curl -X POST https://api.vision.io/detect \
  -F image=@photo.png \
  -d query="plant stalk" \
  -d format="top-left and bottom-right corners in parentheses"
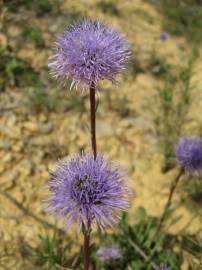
top-left (158, 167), bottom-right (184, 230)
top-left (83, 82), bottom-right (97, 270)
top-left (83, 233), bottom-right (90, 270)
top-left (90, 83), bottom-right (97, 159)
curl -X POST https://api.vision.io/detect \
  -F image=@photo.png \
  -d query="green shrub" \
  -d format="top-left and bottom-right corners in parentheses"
top-left (147, 0), bottom-right (202, 43)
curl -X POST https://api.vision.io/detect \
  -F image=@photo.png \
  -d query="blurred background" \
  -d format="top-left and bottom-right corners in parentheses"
top-left (0, 0), bottom-right (202, 269)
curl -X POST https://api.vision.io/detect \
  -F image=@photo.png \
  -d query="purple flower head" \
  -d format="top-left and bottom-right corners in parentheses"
top-left (160, 31), bottom-right (169, 41)
top-left (175, 137), bottom-right (202, 172)
top-left (46, 153), bottom-right (132, 231)
top-left (153, 264), bottom-right (171, 270)
top-left (97, 246), bottom-right (122, 261)
top-left (48, 19), bottom-right (131, 90)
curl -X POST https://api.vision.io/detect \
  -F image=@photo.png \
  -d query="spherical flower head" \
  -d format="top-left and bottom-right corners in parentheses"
top-left (175, 137), bottom-right (202, 172)
top-left (160, 31), bottom-right (169, 41)
top-left (48, 19), bottom-right (131, 90)
top-left (97, 246), bottom-right (122, 261)
top-left (153, 264), bottom-right (171, 270)
top-left (46, 153), bottom-right (132, 231)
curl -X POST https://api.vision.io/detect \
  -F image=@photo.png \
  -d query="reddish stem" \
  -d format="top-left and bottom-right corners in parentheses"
top-left (158, 167), bottom-right (184, 231)
top-left (83, 233), bottom-right (90, 270)
top-left (90, 83), bottom-right (97, 159)
top-left (82, 82), bottom-right (97, 270)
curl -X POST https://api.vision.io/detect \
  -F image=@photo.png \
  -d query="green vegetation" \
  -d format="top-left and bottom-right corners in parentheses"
top-left (22, 26), bottom-right (44, 47)
top-left (128, 56), bottom-right (144, 77)
top-left (27, 210), bottom-right (201, 269)
top-left (28, 87), bottom-right (61, 112)
top-left (154, 56), bottom-right (195, 172)
top-left (181, 177), bottom-right (202, 220)
top-left (183, 178), bottom-right (202, 205)
top-left (18, 231), bottom-right (71, 270)
top-left (98, 210), bottom-right (180, 270)
top-left (147, 0), bottom-right (202, 43)
top-left (4, 0), bottom-right (53, 14)
top-left (28, 86), bottom-right (86, 113)
top-left (24, 210), bottom-right (183, 269)
top-left (97, 0), bottom-right (120, 16)
top-left (105, 91), bottom-right (132, 118)
top-left (33, 232), bottom-right (70, 269)
top-left (181, 235), bottom-right (202, 269)
top-left (0, 48), bottom-right (38, 91)
top-left (150, 51), bottom-right (171, 78)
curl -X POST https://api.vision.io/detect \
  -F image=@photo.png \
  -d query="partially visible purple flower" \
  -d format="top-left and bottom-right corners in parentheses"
top-left (153, 264), bottom-right (171, 270)
top-left (46, 153), bottom-right (132, 231)
top-left (160, 31), bottom-right (169, 41)
top-left (97, 246), bottom-right (122, 261)
top-left (175, 137), bottom-right (202, 172)
top-left (48, 19), bottom-right (131, 90)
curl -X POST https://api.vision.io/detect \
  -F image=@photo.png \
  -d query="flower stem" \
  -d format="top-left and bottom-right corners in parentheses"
top-left (90, 83), bottom-right (97, 159)
top-left (128, 239), bottom-right (156, 268)
top-left (158, 167), bottom-right (184, 231)
top-left (83, 233), bottom-right (90, 270)
top-left (83, 82), bottom-right (97, 270)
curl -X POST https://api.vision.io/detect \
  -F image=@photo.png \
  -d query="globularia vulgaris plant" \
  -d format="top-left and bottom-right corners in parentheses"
top-left (46, 18), bottom-right (132, 270)
top-left (158, 136), bottom-right (202, 231)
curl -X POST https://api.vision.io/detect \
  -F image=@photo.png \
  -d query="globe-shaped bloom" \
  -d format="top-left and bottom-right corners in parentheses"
top-left (46, 153), bottom-right (132, 231)
top-left (160, 32), bottom-right (169, 41)
top-left (48, 19), bottom-right (131, 89)
top-left (175, 137), bottom-right (202, 172)
top-left (97, 246), bottom-right (122, 261)
top-left (153, 264), bottom-right (171, 270)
